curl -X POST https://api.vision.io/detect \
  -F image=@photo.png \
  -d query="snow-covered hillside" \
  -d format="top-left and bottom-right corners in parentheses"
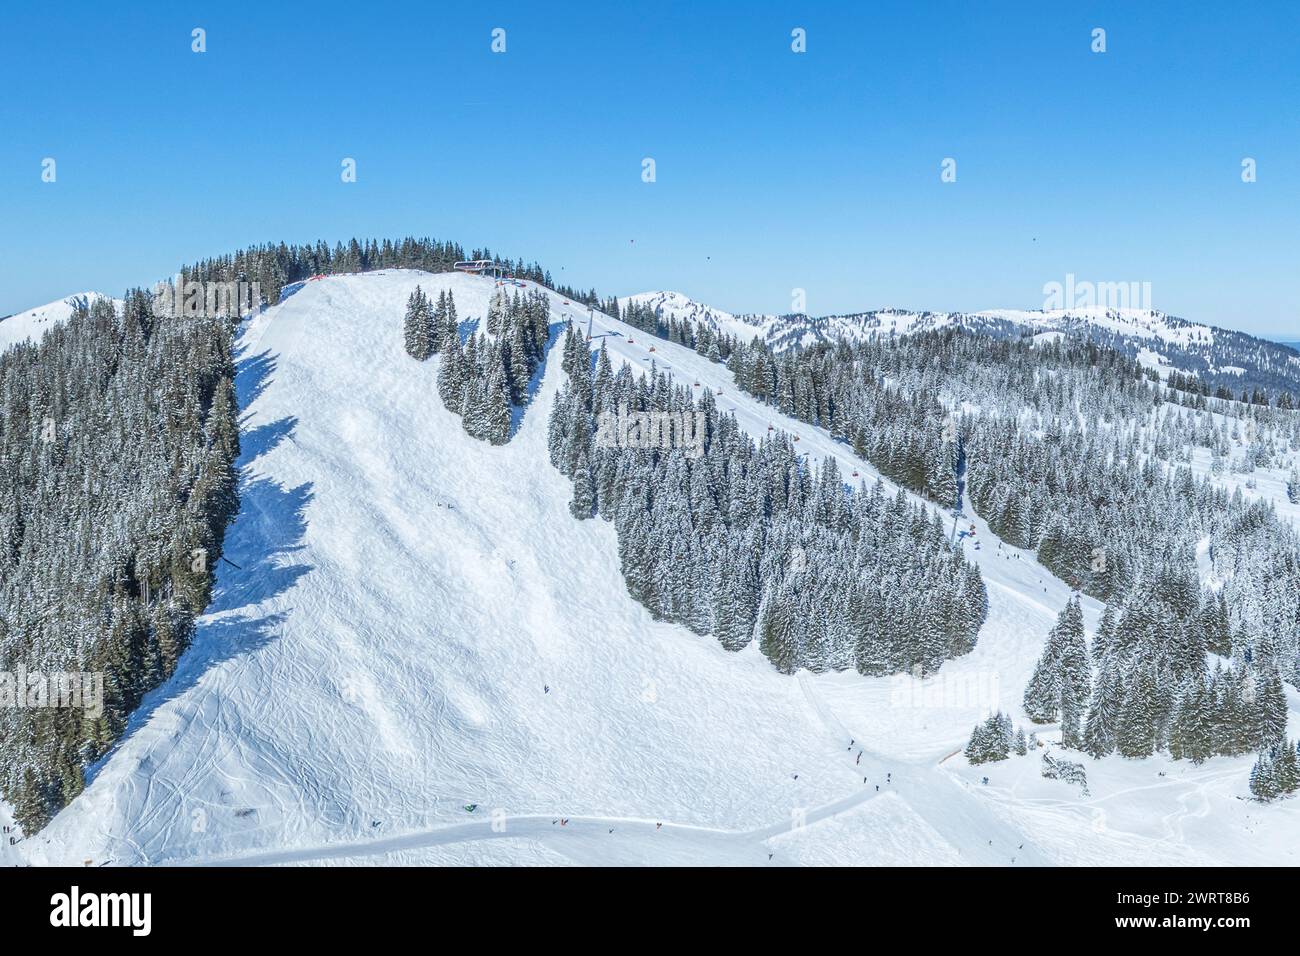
top-left (0, 292), bottom-right (117, 353)
top-left (8, 271), bottom-right (1299, 867)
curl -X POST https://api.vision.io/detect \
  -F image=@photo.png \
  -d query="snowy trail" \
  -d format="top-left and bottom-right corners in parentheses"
top-left (191, 814), bottom-right (754, 867)
top-left (792, 674), bottom-right (1048, 864)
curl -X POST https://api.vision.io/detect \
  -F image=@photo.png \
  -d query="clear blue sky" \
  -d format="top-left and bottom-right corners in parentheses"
top-left (1, 1), bottom-right (1297, 337)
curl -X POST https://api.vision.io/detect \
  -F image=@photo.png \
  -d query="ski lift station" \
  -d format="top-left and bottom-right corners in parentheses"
top-left (453, 259), bottom-right (510, 279)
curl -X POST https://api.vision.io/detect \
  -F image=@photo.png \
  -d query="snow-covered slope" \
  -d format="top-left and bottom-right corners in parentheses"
top-left (11, 270), bottom-right (1299, 867)
top-left (0, 292), bottom-right (118, 353)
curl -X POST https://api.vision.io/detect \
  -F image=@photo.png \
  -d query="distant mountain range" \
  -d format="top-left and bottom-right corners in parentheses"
top-left (620, 291), bottom-right (1300, 400)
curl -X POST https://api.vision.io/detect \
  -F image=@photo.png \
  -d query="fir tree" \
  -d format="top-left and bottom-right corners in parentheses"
top-left (570, 452), bottom-right (594, 519)
top-left (403, 286), bottom-right (433, 360)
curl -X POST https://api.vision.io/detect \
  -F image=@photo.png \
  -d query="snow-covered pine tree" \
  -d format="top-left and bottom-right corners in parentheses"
top-left (1023, 596), bottom-right (1090, 727)
top-left (1092, 604), bottom-right (1117, 659)
top-left (483, 356), bottom-right (512, 446)
top-left (443, 291), bottom-right (460, 352)
top-left (1116, 664), bottom-right (1158, 758)
top-left (460, 376), bottom-right (488, 440)
top-left (437, 333), bottom-right (464, 409)
top-left (1276, 741), bottom-right (1300, 796)
top-left (965, 712), bottom-right (1014, 764)
top-left (485, 290), bottom-right (505, 336)
top-left (1082, 648), bottom-right (1124, 758)
top-left (432, 289), bottom-right (448, 353)
top-left (403, 286), bottom-right (432, 360)
top-left (1250, 750), bottom-right (1279, 801)
top-left (1253, 666), bottom-right (1289, 748)
top-left (570, 452), bottom-right (594, 519)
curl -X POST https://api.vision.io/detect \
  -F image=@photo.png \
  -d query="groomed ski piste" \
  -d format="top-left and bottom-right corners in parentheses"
top-left (4, 270), bottom-right (1299, 867)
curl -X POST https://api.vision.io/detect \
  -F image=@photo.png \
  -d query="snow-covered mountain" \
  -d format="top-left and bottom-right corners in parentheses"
top-left (618, 290), bottom-right (783, 343)
top-left (0, 292), bottom-right (118, 353)
top-left (621, 291), bottom-right (1300, 397)
top-left (6, 269), bottom-right (1297, 867)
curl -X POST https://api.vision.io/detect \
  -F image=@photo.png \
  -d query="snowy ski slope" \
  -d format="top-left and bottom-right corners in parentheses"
top-left (7, 270), bottom-right (1299, 867)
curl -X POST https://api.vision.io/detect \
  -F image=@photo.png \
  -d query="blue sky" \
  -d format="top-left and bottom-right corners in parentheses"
top-left (1, 1), bottom-right (1297, 338)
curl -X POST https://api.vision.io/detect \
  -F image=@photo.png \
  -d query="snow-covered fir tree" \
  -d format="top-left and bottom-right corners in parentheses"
top-left (403, 285), bottom-right (434, 360)
top-left (965, 712), bottom-right (1015, 764)
top-left (1023, 597), bottom-right (1090, 737)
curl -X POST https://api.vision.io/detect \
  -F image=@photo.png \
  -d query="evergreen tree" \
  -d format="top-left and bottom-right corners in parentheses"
top-left (1082, 649), bottom-right (1124, 758)
top-left (1253, 667), bottom-right (1289, 748)
top-left (403, 286), bottom-right (433, 360)
top-left (1250, 750), bottom-right (1279, 801)
top-left (483, 358), bottom-right (512, 445)
top-left (965, 711), bottom-right (1014, 764)
top-left (570, 452), bottom-right (594, 519)
top-left (1023, 597), bottom-right (1090, 726)
top-left (1116, 665), bottom-right (1158, 758)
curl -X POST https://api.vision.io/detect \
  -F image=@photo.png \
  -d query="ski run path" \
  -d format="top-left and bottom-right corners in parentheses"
top-left (7, 270), bottom-right (1300, 867)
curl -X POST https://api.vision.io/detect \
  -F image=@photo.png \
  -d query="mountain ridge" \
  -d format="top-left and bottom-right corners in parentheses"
top-left (620, 290), bottom-right (1300, 399)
